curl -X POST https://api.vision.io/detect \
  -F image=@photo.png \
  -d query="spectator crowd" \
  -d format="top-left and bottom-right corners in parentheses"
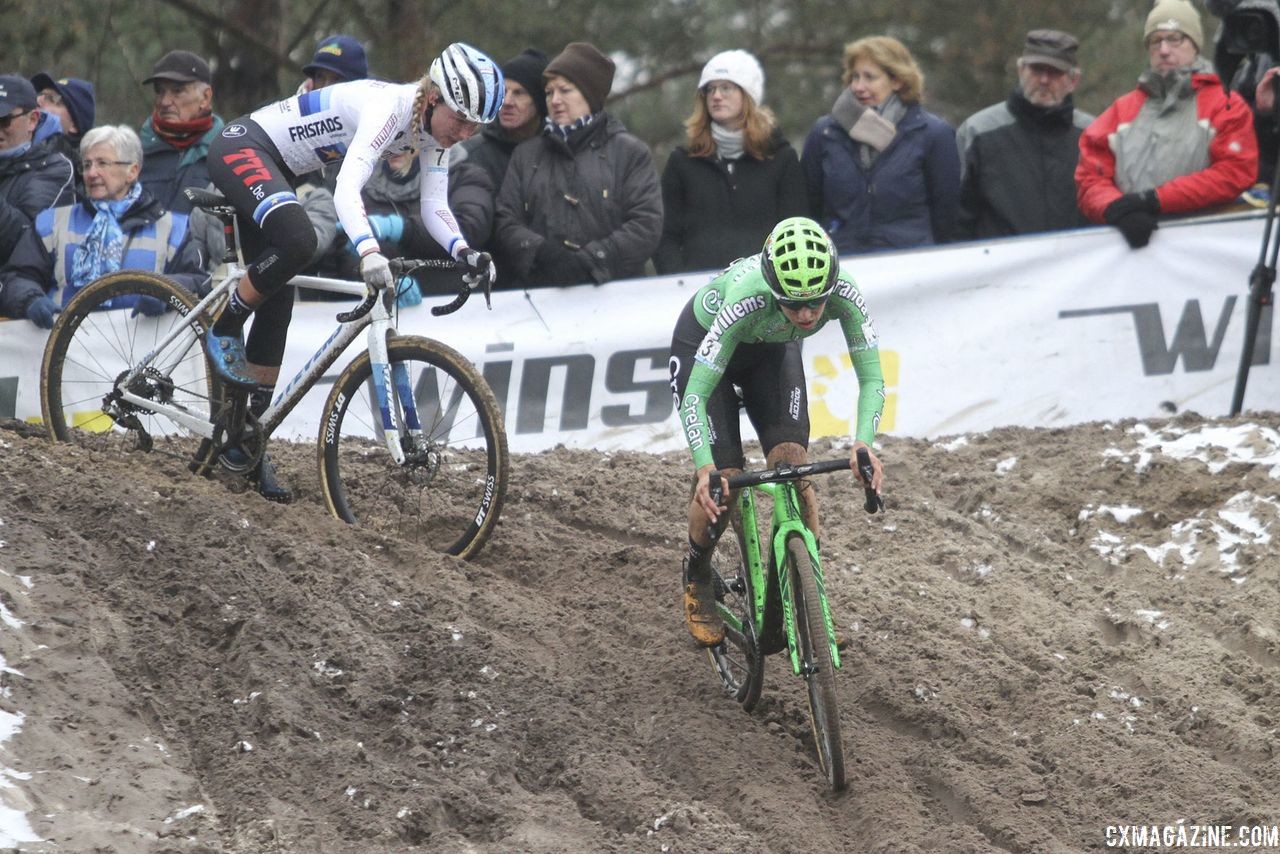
top-left (1, 0), bottom-right (1274, 329)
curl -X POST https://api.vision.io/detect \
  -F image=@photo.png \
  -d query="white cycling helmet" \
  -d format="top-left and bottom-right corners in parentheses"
top-left (428, 42), bottom-right (504, 124)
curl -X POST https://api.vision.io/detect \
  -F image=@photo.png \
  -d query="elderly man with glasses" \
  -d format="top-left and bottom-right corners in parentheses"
top-left (1076, 0), bottom-right (1258, 248)
top-left (956, 30), bottom-right (1094, 239)
top-left (0, 124), bottom-right (209, 329)
top-left (0, 75), bottom-right (75, 265)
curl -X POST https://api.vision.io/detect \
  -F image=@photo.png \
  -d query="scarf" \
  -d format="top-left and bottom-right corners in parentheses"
top-left (710, 122), bottom-right (744, 161)
top-left (149, 110), bottom-right (214, 151)
top-left (70, 182), bottom-right (142, 288)
top-left (0, 141), bottom-right (31, 159)
top-left (545, 112), bottom-right (596, 142)
top-left (1137, 57), bottom-right (1214, 112)
top-left (831, 89), bottom-right (905, 169)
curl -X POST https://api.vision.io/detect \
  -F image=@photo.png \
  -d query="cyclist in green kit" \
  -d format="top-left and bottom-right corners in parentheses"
top-left (668, 216), bottom-right (886, 646)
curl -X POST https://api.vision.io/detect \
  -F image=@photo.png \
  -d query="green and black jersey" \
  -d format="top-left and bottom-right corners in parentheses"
top-left (678, 254), bottom-right (885, 468)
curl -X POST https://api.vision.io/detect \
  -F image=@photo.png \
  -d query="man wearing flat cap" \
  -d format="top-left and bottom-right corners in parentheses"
top-left (956, 30), bottom-right (1093, 239)
top-left (0, 74), bottom-right (74, 264)
top-left (137, 49), bottom-right (224, 216)
top-left (1077, 0), bottom-right (1257, 248)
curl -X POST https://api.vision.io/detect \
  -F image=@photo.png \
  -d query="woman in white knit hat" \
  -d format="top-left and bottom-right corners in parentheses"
top-left (654, 49), bottom-right (807, 275)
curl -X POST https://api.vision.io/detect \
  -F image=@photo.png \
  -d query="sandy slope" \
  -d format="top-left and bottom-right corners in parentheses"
top-left (1, 413), bottom-right (1278, 853)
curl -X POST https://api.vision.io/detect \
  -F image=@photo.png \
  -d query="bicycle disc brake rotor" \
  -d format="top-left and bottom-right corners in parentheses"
top-left (400, 435), bottom-right (443, 482)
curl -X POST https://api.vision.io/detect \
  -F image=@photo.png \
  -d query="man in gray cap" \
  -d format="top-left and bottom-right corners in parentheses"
top-left (0, 74), bottom-right (74, 264)
top-left (137, 49), bottom-right (224, 215)
top-left (955, 30), bottom-right (1093, 239)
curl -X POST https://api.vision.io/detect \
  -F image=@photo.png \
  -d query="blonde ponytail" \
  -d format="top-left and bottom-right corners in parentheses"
top-left (400, 75), bottom-right (434, 176)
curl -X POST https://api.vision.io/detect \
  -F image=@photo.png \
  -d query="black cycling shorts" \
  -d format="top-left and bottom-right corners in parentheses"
top-left (668, 296), bottom-right (809, 470)
top-left (208, 118), bottom-right (320, 369)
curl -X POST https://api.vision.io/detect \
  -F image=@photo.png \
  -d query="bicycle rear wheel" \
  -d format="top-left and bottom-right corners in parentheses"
top-left (319, 335), bottom-right (508, 559)
top-left (40, 271), bottom-right (220, 470)
top-left (707, 511), bottom-right (764, 711)
top-left (787, 533), bottom-right (846, 791)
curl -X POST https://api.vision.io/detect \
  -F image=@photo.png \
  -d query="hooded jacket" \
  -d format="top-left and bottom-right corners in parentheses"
top-left (655, 128), bottom-right (808, 275)
top-left (801, 103), bottom-right (961, 255)
top-left (495, 113), bottom-right (662, 287)
top-left (0, 134), bottom-right (76, 263)
top-left (0, 188), bottom-right (208, 318)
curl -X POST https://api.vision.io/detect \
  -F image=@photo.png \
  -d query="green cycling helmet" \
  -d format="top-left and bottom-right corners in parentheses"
top-left (761, 216), bottom-right (839, 302)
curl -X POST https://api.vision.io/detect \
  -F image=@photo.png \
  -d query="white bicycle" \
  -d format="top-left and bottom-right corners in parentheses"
top-left (39, 188), bottom-right (508, 558)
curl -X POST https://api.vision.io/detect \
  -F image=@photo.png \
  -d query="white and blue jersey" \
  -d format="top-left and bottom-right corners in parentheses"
top-left (246, 79), bottom-right (462, 259)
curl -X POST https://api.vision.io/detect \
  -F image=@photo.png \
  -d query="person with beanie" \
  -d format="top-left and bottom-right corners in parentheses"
top-left (800, 35), bottom-right (961, 255)
top-left (137, 49), bottom-right (225, 216)
top-left (29, 73), bottom-right (96, 196)
top-left (495, 41), bottom-right (663, 287)
top-left (955, 30), bottom-right (1093, 239)
top-left (449, 47), bottom-right (550, 284)
top-left (1076, 0), bottom-right (1257, 248)
top-left (654, 49), bottom-right (807, 275)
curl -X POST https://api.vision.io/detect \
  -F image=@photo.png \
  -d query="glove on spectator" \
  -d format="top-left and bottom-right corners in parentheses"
top-left (396, 276), bottom-right (423, 307)
top-left (131, 295), bottom-right (169, 318)
top-left (368, 214), bottom-right (405, 244)
top-left (534, 240), bottom-right (590, 285)
top-left (1104, 191), bottom-right (1161, 249)
top-left (25, 295), bottom-right (58, 329)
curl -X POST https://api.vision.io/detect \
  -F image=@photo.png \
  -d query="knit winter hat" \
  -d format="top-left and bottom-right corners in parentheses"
top-left (1145, 0), bottom-right (1204, 49)
top-left (502, 48), bottom-right (550, 118)
top-left (544, 42), bottom-right (615, 114)
top-left (30, 73), bottom-right (95, 136)
top-left (698, 49), bottom-right (765, 105)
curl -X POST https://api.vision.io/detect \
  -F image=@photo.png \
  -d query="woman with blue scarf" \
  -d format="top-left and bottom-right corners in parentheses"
top-left (0, 124), bottom-right (210, 328)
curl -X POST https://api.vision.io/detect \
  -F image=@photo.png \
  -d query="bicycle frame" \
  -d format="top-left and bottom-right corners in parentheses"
top-left (112, 259), bottom-right (423, 466)
top-left (729, 481), bottom-right (842, 675)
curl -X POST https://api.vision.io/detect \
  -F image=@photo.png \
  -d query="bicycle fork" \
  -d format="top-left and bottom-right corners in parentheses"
top-left (773, 522), bottom-right (844, 676)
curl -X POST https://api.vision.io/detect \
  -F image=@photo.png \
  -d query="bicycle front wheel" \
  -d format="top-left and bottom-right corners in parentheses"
top-left (41, 271), bottom-right (220, 469)
top-left (319, 335), bottom-right (508, 559)
top-left (787, 533), bottom-right (846, 791)
top-left (707, 512), bottom-right (764, 711)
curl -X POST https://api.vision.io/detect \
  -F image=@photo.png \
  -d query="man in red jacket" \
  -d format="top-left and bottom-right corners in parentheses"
top-left (1076, 0), bottom-right (1258, 248)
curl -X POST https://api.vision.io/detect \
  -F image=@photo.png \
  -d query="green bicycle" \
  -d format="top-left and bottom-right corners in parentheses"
top-left (705, 448), bottom-right (883, 791)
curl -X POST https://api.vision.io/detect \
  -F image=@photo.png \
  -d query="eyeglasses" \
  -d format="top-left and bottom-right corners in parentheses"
top-left (776, 293), bottom-right (831, 311)
top-left (81, 159), bottom-right (133, 172)
top-left (38, 88), bottom-right (64, 107)
top-left (702, 83), bottom-right (740, 97)
top-left (0, 110), bottom-right (32, 130)
top-left (1146, 32), bottom-right (1189, 50)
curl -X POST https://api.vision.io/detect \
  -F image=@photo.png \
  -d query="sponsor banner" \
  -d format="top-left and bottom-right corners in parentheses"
top-left (2, 214), bottom-right (1274, 451)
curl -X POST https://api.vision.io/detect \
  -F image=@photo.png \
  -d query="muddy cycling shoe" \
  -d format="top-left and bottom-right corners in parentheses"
top-left (682, 573), bottom-right (726, 647)
top-left (223, 448), bottom-right (293, 503)
top-left (205, 330), bottom-right (257, 388)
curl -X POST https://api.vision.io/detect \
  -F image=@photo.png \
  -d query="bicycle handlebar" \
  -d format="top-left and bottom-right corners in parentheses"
top-left (706, 456), bottom-right (883, 544)
top-left (335, 258), bottom-right (466, 324)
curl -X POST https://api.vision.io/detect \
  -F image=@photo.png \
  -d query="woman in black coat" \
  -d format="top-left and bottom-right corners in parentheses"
top-left (654, 50), bottom-right (808, 276)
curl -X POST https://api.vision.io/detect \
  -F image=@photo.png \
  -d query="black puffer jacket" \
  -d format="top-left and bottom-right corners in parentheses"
top-left (654, 129), bottom-right (808, 275)
top-left (0, 135), bottom-right (75, 263)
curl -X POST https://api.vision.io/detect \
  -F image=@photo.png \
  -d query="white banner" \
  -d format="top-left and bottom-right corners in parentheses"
top-left (2, 213), bottom-right (1274, 450)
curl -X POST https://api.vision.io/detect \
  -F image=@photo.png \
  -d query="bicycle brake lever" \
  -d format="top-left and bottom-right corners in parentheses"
top-left (855, 448), bottom-right (884, 514)
top-left (707, 471), bottom-right (723, 543)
